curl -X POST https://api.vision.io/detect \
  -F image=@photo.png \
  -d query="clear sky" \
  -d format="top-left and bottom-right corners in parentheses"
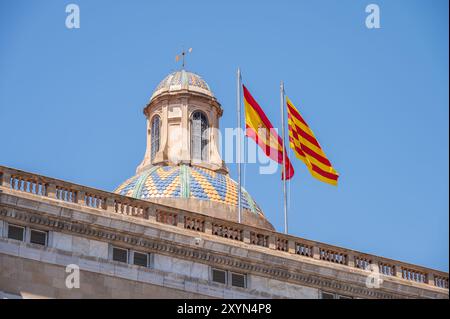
top-left (0, 0), bottom-right (448, 271)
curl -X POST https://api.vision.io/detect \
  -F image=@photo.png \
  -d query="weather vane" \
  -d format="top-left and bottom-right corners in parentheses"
top-left (175, 47), bottom-right (192, 69)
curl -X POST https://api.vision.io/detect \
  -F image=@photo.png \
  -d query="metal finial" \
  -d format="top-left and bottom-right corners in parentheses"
top-left (175, 47), bottom-right (193, 69)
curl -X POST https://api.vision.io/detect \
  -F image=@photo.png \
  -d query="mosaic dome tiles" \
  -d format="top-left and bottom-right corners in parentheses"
top-left (150, 70), bottom-right (214, 100)
top-left (114, 165), bottom-right (262, 215)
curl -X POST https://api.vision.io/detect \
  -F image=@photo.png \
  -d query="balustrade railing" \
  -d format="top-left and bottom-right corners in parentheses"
top-left (56, 186), bottom-right (77, 203)
top-left (355, 257), bottom-right (372, 270)
top-left (0, 165), bottom-right (448, 290)
top-left (295, 242), bottom-right (313, 257)
top-left (378, 262), bottom-right (395, 276)
top-left (276, 237), bottom-right (288, 252)
top-left (434, 276), bottom-right (449, 289)
top-left (212, 223), bottom-right (242, 241)
top-left (402, 268), bottom-right (427, 283)
top-left (10, 175), bottom-right (47, 196)
top-left (320, 249), bottom-right (347, 264)
top-left (184, 216), bottom-right (205, 232)
top-left (84, 192), bottom-right (106, 209)
top-left (115, 199), bottom-right (146, 218)
top-left (156, 210), bottom-right (177, 226)
top-left (250, 232), bottom-right (269, 247)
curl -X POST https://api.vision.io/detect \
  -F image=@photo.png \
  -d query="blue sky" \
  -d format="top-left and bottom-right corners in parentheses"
top-left (0, 0), bottom-right (448, 271)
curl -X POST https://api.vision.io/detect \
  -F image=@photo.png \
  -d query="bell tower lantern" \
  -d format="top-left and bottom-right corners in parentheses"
top-left (136, 70), bottom-right (227, 175)
top-left (116, 68), bottom-right (274, 231)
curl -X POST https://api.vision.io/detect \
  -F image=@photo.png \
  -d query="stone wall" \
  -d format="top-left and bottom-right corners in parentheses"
top-left (0, 237), bottom-right (319, 298)
top-left (0, 253), bottom-right (208, 299)
top-left (0, 165), bottom-right (448, 299)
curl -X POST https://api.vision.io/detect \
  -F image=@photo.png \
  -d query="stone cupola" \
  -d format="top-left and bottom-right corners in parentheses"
top-left (115, 69), bottom-right (274, 231)
top-left (136, 70), bottom-right (227, 175)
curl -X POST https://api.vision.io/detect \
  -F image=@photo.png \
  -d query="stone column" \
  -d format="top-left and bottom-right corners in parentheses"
top-left (179, 97), bottom-right (190, 163)
top-left (77, 190), bottom-right (85, 206)
top-left (105, 197), bottom-right (115, 213)
top-left (46, 183), bottom-right (57, 199)
top-left (288, 240), bottom-right (296, 254)
top-left (177, 213), bottom-right (185, 228)
top-left (1, 172), bottom-right (11, 188)
top-left (204, 221), bottom-right (212, 235)
top-left (394, 265), bottom-right (403, 279)
top-left (268, 235), bottom-right (276, 250)
top-left (208, 108), bottom-right (219, 167)
top-left (143, 118), bottom-right (151, 163)
top-left (346, 254), bottom-right (355, 267)
top-left (427, 273), bottom-right (435, 286)
top-left (243, 229), bottom-right (251, 244)
top-left (147, 205), bottom-right (157, 222)
top-left (160, 100), bottom-right (169, 162)
top-left (312, 246), bottom-right (321, 260)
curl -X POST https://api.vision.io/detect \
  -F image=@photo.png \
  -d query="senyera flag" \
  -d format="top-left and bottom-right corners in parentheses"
top-left (286, 97), bottom-right (339, 186)
top-left (243, 85), bottom-right (294, 180)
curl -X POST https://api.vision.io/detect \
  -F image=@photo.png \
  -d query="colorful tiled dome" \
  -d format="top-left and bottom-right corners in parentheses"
top-left (150, 70), bottom-right (214, 100)
top-left (114, 165), bottom-right (263, 215)
top-left (150, 70), bottom-right (214, 101)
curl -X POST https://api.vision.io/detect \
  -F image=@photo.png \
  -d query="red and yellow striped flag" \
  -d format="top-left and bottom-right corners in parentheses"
top-left (243, 85), bottom-right (294, 180)
top-left (286, 97), bottom-right (339, 185)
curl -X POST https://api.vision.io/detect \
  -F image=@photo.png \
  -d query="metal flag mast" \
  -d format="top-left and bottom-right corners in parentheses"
top-left (280, 81), bottom-right (288, 234)
top-left (237, 68), bottom-right (242, 224)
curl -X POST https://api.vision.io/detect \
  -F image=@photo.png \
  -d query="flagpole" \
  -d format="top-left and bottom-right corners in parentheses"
top-left (280, 81), bottom-right (288, 234)
top-left (237, 68), bottom-right (242, 224)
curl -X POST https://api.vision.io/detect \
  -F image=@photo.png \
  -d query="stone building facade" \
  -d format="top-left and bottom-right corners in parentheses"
top-left (0, 70), bottom-right (448, 299)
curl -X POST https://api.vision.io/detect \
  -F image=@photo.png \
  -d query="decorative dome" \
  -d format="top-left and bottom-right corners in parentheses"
top-left (131, 68), bottom-right (271, 229)
top-left (115, 165), bottom-right (263, 216)
top-left (150, 70), bottom-right (214, 101)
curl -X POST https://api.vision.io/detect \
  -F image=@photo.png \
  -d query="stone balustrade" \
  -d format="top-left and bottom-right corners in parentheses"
top-left (250, 231), bottom-right (269, 247)
top-left (319, 248), bottom-right (347, 264)
top-left (0, 165), bottom-right (448, 291)
top-left (55, 185), bottom-right (77, 203)
top-left (114, 198), bottom-right (147, 218)
top-left (379, 262), bottom-right (395, 276)
top-left (184, 216), bottom-right (205, 232)
top-left (295, 242), bottom-right (313, 257)
top-left (212, 223), bottom-right (243, 241)
top-left (156, 210), bottom-right (178, 226)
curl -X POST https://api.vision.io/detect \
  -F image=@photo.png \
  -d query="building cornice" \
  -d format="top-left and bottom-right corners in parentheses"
top-left (0, 165), bottom-right (448, 299)
top-left (0, 192), bottom-right (447, 299)
top-left (145, 91), bottom-right (223, 117)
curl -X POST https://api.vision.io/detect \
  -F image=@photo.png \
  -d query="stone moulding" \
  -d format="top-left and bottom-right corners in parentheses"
top-left (0, 164), bottom-right (448, 298)
top-left (0, 199), bottom-right (446, 299)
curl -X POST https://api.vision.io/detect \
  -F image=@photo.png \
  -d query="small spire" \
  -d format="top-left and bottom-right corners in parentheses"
top-left (175, 47), bottom-right (193, 69)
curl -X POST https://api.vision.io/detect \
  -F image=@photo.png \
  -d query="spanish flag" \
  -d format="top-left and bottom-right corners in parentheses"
top-left (286, 97), bottom-right (339, 185)
top-left (243, 85), bottom-right (294, 180)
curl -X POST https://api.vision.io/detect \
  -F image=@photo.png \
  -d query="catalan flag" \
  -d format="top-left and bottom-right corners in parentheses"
top-left (286, 97), bottom-right (339, 185)
top-left (243, 85), bottom-right (294, 180)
